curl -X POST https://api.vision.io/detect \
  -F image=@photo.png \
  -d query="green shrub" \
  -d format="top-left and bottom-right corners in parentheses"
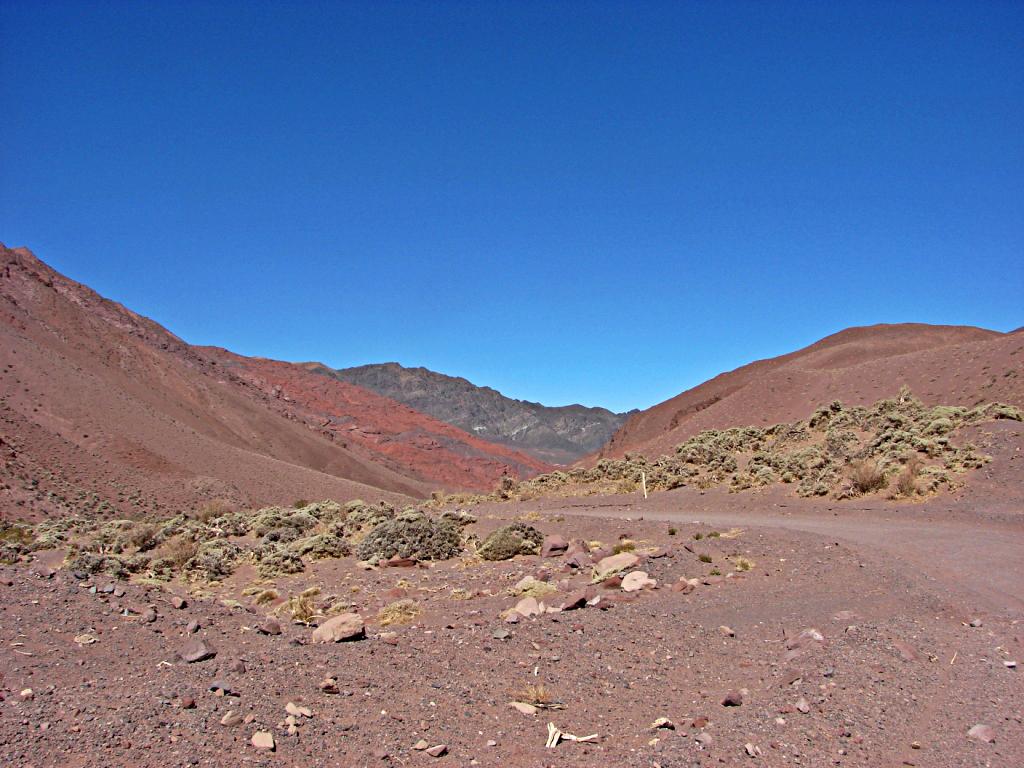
top-left (355, 513), bottom-right (462, 562)
top-left (477, 522), bottom-right (543, 561)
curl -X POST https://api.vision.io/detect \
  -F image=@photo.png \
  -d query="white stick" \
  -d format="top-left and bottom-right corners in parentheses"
top-left (641, 471), bottom-right (648, 499)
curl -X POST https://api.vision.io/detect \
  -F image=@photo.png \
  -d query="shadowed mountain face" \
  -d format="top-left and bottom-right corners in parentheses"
top-left (0, 245), bottom-right (551, 520)
top-left (311, 362), bottom-right (630, 465)
top-left (602, 323), bottom-right (1024, 460)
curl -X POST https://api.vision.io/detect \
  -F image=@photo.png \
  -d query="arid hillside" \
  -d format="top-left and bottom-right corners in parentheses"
top-left (0, 246), bottom-right (550, 520)
top-left (602, 324), bottom-right (1023, 459)
top-left (319, 361), bottom-right (629, 464)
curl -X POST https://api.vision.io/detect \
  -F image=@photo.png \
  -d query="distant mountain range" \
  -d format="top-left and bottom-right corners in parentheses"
top-left (309, 362), bottom-right (631, 465)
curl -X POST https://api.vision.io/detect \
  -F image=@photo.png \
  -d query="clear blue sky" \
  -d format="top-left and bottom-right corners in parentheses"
top-left (2, 1), bottom-right (1022, 413)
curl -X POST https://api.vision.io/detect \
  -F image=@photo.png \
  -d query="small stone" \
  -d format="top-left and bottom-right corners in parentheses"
top-left (1003, 660), bottom-right (1017, 669)
top-left (492, 628), bottom-right (511, 640)
top-left (719, 625), bottom-right (735, 637)
top-left (170, 596), bottom-right (187, 609)
top-left (721, 690), bottom-right (743, 707)
top-left (178, 639), bottom-right (216, 663)
top-left (175, 696), bottom-right (196, 709)
top-left (744, 742), bottom-right (762, 757)
top-left (486, 739), bottom-right (497, 747)
top-left (650, 717), bottom-right (675, 730)
top-left (967, 724), bottom-right (995, 743)
top-left (425, 744), bottom-right (448, 757)
top-left (256, 618), bottom-right (282, 636)
top-left (512, 596), bottom-right (542, 618)
top-left (968, 618), bottom-right (983, 628)
top-left (286, 701), bottom-right (312, 718)
top-left (186, 620), bottom-right (200, 634)
top-left (251, 730), bottom-right (275, 751)
top-left (795, 697), bottom-right (810, 714)
top-left (510, 701), bottom-right (538, 715)
top-left (139, 608), bottom-right (157, 624)
top-left (19, 689), bottom-right (34, 701)
top-left (559, 589), bottom-right (589, 611)
top-left (413, 739), bottom-right (430, 750)
top-left (695, 732), bottom-right (714, 748)
top-left (220, 711), bottom-right (242, 727)
top-left (319, 677), bottom-right (339, 694)
top-left (227, 658), bottom-right (246, 674)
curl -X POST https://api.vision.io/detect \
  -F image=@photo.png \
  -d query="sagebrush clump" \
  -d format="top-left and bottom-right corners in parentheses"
top-left (355, 512), bottom-right (462, 562)
top-left (477, 522), bottom-right (543, 561)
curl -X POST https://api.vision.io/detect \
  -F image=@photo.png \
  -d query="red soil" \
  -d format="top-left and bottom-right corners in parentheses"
top-left (603, 323), bottom-right (1024, 459)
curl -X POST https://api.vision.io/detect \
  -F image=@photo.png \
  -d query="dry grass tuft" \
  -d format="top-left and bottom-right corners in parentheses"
top-left (850, 459), bottom-right (888, 494)
top-left (378, 598), bottom-right (422, 627)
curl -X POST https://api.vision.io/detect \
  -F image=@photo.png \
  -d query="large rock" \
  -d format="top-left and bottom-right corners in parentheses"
top-left (178, 639), bottom-right (216, 663)
top-left (311, 613), bottom-right (365, 643)
top-left (621, 571), bottom-right (656, 592)
top-left (541, 535), bottom-right (569, 557)
top-left (594, 551), bottom-right (639, 579)
top-left (511, 596), bottom-right (543, 618)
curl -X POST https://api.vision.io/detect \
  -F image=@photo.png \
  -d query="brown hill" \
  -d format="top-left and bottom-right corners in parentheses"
top-left (602, 323), bottom-right (1024, 459)
top-left (0, 245), bottom-right (550, 520)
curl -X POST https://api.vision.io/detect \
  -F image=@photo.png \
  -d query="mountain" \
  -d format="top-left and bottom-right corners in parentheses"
top-left (312, 362), bottom-right (630, 464)
top-left (602, 323), bottom-right (1024, 459)
top-left (0, 245), bottom-right (550, 520)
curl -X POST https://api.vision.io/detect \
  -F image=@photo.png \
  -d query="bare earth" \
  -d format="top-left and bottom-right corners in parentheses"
top-left (1, 428), bottom-right (1021, 768)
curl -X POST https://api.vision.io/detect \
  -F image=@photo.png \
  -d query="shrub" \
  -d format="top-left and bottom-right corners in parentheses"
top-left (477, 522), bottom-right (543, 561)
top-left (255, 545), bottom-right (305, 578)
top-left (668, 527), bottom-right (677, 536)
top-left (185, 540), bottom-right (242, 581)
top-left (850, 459), bottom-right (888, 494)
top-left (289, 533), bottom-right (350, 560)
top-left (699, 553), bottom-right (713, 564)
top-left (355, 513), bottom-right (462, 562)
top-left (154, 535), bottom-right (198, 569)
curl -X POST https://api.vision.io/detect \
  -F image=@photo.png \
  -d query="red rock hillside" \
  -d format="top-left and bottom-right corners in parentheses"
top-left (0, 245), bottom-right (550, 520)
top-left (602, 323), bottom-right (1024, 459)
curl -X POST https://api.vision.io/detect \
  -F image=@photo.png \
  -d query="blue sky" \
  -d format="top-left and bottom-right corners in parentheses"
top-left (2, 1), bottom-right (1022, 413)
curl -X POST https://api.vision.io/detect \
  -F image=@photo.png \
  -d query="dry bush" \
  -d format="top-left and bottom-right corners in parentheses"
top-left (894, 454), bottom-right (924, 497)
top-left (611, 539), bottom-right (636, 554)
top-left (850, 459), bottom-right (888, 494)
top-left (514, 683), bottom-right (554, 707)
top-left (276, 587), bottom-right (321, 624)
top-left (194, 498), bottom-right (233, 522)
top-left (377, 598), bottom-right (422, 627)
top-left (732, 556), bottom-right (755, 572)
top-left (155, 535), bottom-right (198, 568)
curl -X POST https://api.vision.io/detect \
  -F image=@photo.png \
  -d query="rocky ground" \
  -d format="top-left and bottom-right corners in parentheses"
top-left (1, 486), bottom-right (1021, 767)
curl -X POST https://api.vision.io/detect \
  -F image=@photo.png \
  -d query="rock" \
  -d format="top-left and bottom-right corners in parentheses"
top-left (719, 625), bottom-right (735, 637)
top-left (967, 724), bottom-right (995, 743)
top-left (893, 640), bottom-right (919, 662)
top-left (492, 628), bottom-right (511, 640)
top-left (702, 575), bottom-right (725, 585)
top-left (721, 690), bottom-right (743, 707)
top-left (413, 739), bottom-right (430, 750)
top-left (650, 717), bottom-right (675, 730)
top-left (744, 742), bottom-right (762, 757)
top-left (795, 697), bottom-right (810, 714)
top-left (319, 677), bottom-right (339, 694)
top-left (178, 639), bottom-right (216, 663)
top-left (311, 613), bottom-right (365, 643)
top-left (170, 596), bottom-right (187, 609)
top-left (19, 688), bottom-right (34, 700)
top-left (208, 680), bottom-right (233, 695)
top-left (286, 701), bottom-right (312, 718)
top-left (385, 555), bottom-right (417, 567)
top-left (227, 658), bottom-right (246, 674)
top-left (186, 620), bottom-right (200, 634)
top-left (564, 552), bottom-right (591, 570)
top-left (671, 579), bottom-right (694, 594)
top-left (139, 608), bottom-right (157, 624)
top-left (251, 730), bottom-right (275, 751)
top-left (256, 618), bottom-right (282, 636)
top-left (695, 732), bottom-right (714, 748)
top-left (510, 701), bottom-right (538, 715)
top-left (220, 711), bottom-right (242, 726)
top-left (1004, 660), bottom-right (1017, 669)
top-left (541, 535), bottom-right (569, 557)
top-left (969, 618), bottom-right (983, 628)
top-left (594, 551), bottom-right (639, 579)
top-left (621, 571), bottom-right (656, 592)
top-left (425, 744), bottom-right (448, 757)
top-left (600, 574), bottom-right (623, 589)
top-left (559, 589), bottom-right (589, 611)
top-left (512, 596), bottom-right (542, 618)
